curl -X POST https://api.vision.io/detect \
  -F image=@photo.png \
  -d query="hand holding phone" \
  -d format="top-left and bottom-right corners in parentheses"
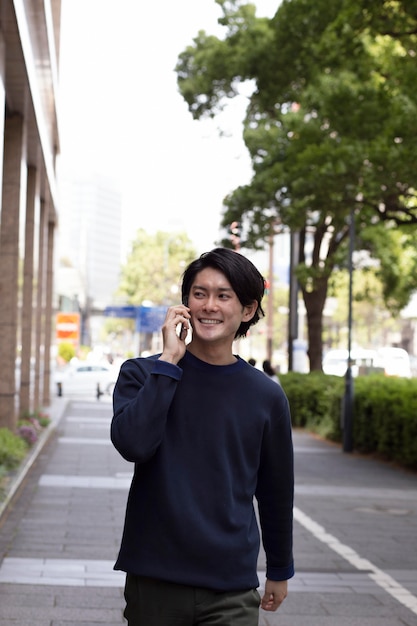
top-left (159, 303), bottom-right (190, 364)
top-left (178, 323), bottom-right (188, 339)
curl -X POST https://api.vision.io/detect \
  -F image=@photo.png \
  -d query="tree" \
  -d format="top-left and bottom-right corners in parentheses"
top-left (326, 258), bottom-right (408, 351)
top-left (176, 0), bottom-right (417, 369)
top-left (117, 230), bottom-right (197, 306)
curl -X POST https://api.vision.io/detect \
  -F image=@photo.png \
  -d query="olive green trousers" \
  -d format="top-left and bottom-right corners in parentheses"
top-left (123, 574), bottom-right (261, 626)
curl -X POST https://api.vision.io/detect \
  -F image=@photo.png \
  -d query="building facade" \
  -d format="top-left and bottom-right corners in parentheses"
top-left (56, 169), bottom-right (123, 346)
top-left (0, 0), bottom-right (61, 428)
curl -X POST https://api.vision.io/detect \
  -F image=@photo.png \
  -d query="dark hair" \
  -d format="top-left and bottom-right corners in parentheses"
top-left (262, 359), bottom-right (275, 376)
top-left (181, 247), bottom-right (265, 338)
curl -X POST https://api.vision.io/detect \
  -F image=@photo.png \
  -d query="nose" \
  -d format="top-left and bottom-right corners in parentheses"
top-left (203, 294), bottom-right (218, 311)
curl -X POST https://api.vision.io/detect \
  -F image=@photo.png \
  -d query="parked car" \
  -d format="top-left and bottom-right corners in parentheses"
top-left (322, 349), bottom-right (351, 377)
top-left (55, 362), bottom-right (118, 397)
top-left (322, 347), bottom-right (411, 378)
top-left (322, 348), bottom-right (378, 377)
top-left (373, 347), bottom-right (411, 379)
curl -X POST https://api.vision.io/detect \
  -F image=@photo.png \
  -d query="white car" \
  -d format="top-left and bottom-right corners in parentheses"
top-left (322, 349), bottom-right (350, 377)
top-left (55, 363), bottom-right (118, 397)
top-left (323, 347), bottom-right (411, 378)
top-left (374, 347), bottom-right (411, 378)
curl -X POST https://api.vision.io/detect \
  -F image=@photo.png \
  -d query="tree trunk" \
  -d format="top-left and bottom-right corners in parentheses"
top-left (302, 279), bottom-right (328, 371)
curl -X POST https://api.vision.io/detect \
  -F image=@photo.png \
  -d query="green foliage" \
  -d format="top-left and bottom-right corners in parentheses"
top-left (176, 33), bottom-right (238, 119)
top-left (58, 342), bottom-right (76, 363)
top-left (0, 428), bottom-right (28, 471)
top-left (281, 372), bottom-right (343, 440)
top-left (117, 230), bottom-right (197, 306)
top-left (176, 0), bottom-right (417, 370)
top-left (359, 225), bottom-right (417, 315)
top-left (353, 376), bottom-right (417, 468)
top-left (326, 265), bottom-right (399, 349)
top-left (17, 409), bottom-right (50, 446)
top-left (271, 284), bottom-right (289, 349)
top-left (0, 410), bottom-right (51, 498)
top-left (176, 2), bottom-right (274, 119)
top-left (280, 372), bottom-right (417, 470)
top-left (19, 408), bottom-right (51, 429)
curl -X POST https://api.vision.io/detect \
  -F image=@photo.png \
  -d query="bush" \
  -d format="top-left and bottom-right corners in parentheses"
top-left (280, 372), bottom-right (343, 440)
top-left (0, 409), bottom-right (51, 499)
top-left (0, 428), bottom-right (28, 471)
top-left (17, 409), bottom-right (51, 447)
top-left (280, 372), bottom-right (417, 470)
top-left (353, 376), bottom-right (417, 467)
top-left (20, 409), bottom-right (51, 429)
top-left (17, 424), bottom-right (39, 446)
top-left (58, 341), bottom-right (76, 363)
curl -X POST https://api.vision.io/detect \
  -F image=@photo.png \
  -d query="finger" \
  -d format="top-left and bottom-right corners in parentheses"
top-left (170, 304), bottom-right (190, 315)
top-left (164, 310), bottom-right (187, 327)
top-left (261, 593), bottom-right (282, 612)
top-left (167, 308), bottom-right (190, 325)
top-left (261, 593), bottom-right (273, 609)
top-left (178, 324), bottom-right (188, 340)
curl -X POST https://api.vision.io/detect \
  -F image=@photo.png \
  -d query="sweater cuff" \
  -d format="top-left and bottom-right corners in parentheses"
top-left (266, 562), bottom-right (295, 581)
top-left (151, 359), bottom-right (183, 381)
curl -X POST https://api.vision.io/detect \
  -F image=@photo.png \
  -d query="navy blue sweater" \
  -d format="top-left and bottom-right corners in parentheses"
top-left (111, 351), bottom-right (294, 591)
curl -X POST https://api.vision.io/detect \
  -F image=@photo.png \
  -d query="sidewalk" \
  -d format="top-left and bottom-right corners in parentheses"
top-left (0, 397), bottom-right (416, 625)
top-left (0, 396), bottom-right (128, 625)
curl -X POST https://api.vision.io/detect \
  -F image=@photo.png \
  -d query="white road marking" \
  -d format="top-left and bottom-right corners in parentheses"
top-left (294, 506), bottom-right (417, 615)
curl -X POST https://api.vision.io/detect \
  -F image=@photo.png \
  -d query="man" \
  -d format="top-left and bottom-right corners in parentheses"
top-left (111, 248), bottom-right (294, 625)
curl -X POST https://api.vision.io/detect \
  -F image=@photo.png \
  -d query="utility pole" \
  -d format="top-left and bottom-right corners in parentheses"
top-left (343, 208), bottom-right (355, 453)
top-left (288, 230), bottom-right (299, 371)
top-left (266, 230), bottom-right (274, 362)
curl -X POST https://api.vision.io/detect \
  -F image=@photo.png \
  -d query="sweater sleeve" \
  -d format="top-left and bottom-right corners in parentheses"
top-left (255, 392), bottom-right (295, 581)
top-left (111, 357), bottom-right (182, 463)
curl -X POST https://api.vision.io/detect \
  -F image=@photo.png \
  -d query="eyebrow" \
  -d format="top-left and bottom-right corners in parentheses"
top-left (191, 285), bottom-right (234, 293)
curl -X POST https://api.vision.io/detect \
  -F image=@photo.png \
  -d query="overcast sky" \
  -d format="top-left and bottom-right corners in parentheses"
top-left (59, 0), bottom-right (279, 256)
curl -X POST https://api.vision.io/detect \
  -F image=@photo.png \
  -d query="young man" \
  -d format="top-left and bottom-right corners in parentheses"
top-left (111, 248), bottom-right (294, 626)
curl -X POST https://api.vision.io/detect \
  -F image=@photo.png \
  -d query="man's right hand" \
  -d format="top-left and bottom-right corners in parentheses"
top-left (159, 304), bottom-right (190, 365)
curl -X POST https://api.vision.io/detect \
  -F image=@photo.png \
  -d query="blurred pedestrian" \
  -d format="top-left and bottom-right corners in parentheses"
top-left (263, 359), bottom-right (280, 384)
top-left (248, 357), bottom-right (256, 366)
top-left (111, 247), bottom-right (294, 625)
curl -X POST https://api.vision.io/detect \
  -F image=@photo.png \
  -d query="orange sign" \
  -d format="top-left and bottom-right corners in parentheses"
top-left (56, 312), bottom-right (80, 344)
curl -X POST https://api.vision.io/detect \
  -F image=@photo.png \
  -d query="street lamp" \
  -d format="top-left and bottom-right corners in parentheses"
top-left (343, 207), bottom-right (355, 453)
top-left (288, 230), bottom-right (299, 371)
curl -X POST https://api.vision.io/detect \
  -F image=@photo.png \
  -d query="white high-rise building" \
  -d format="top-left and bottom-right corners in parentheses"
top-left (56, 168), bottom-right (122, 343)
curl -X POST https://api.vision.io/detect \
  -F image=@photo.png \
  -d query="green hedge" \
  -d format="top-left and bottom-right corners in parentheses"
top-left (280, 372), bottom-right (417, 470)
top-left (0, 428), bottom-right (28, 470)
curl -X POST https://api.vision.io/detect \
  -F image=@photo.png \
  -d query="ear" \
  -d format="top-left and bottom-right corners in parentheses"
top-left (242, 300), bottom-right (258, 322)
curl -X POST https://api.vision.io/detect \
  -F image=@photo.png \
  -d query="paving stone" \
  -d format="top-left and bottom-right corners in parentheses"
top-left (1, 400), bottom-right (417, 625)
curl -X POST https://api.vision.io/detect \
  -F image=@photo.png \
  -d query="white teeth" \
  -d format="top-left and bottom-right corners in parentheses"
top-left (200, 319), bottom-right (221, 324)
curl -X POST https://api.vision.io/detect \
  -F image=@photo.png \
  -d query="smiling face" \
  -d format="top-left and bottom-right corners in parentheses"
top-left (188, 267), bottom-right (257, 349)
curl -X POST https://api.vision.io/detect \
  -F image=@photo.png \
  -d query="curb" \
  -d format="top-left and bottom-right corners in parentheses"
top-left (0, 397), bottom-right (68, 520)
